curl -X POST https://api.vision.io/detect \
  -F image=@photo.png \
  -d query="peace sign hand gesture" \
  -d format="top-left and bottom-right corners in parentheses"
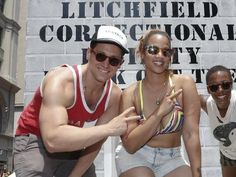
top-left (107, 107), bottom-right (141, 136)
top-left (157, 86), bottom-right (182, 118)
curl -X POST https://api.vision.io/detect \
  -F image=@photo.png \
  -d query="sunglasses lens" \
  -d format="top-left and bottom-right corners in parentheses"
top-left (95, 53), bottom-right (107, 62)
top-left (95, 52), bottom-right (121, 67)
top-left (163, 49), bottom-right (173, 57)
top-left (146, 45), bottom-right (173, 57)
top-left (208, 82), bottom-right (232, 92)
top-left (147, 46), bottom-right (158, 55)
top-left (222, 82), bottom-right (232, 90)
top-left (109, 58), bottom-right (121, 66)
top-left (209, 85), bottom-right (218, 92)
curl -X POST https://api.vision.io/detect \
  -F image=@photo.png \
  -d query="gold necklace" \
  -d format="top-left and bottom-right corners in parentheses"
top-left (155, 81), bottom-right (168, 106)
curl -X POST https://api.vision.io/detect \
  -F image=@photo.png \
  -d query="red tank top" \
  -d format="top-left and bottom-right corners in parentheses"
top-left (16, 65), bottom-right (112, 136)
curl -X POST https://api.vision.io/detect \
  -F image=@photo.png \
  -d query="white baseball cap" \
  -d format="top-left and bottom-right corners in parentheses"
top-left (90, 26), bottom-right (129, 54)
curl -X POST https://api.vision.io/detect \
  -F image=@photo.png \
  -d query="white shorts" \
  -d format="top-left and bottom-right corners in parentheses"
top-left (115, 144), bottom-right (188, 177)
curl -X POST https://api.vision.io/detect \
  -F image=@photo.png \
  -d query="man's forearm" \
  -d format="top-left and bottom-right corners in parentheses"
top-left (68, 141), bottom-right (104, 177)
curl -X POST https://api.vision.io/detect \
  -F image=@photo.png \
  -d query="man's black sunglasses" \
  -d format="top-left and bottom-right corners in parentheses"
top-left (208, 81), bottom-right (232, 93)
top-left (145, 45), bottom-right (174, 57)
top-left (91, 49), bottom-right (123, 67)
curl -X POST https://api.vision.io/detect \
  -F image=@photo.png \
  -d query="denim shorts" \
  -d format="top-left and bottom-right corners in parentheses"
top-left (115, 144), bottom-right (187, 177)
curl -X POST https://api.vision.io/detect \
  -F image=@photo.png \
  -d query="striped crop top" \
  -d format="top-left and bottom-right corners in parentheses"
top-left (139, 77), bottom-right (184, 135)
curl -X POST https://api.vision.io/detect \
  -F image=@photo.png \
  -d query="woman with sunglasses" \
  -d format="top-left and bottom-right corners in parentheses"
top-left (115, 29), bottom-right (201, 177)
top-left (200, 65), bottom-right (236, 177)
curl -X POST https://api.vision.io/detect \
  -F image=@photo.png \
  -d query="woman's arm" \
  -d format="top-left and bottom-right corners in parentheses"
top-left (181, 75), bottom-right (202, 177)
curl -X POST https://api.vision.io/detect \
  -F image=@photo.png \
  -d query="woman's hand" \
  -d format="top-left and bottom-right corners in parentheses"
top-left (157, 86), bottom-right (182, 118)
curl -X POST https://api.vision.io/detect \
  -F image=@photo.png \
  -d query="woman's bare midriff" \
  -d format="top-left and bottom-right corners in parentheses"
top-left (146, 131), bottom-right (182, 148)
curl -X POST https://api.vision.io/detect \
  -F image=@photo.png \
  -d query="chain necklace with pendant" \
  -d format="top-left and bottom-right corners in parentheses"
top-left (155, 81), bottom-right (168, 106)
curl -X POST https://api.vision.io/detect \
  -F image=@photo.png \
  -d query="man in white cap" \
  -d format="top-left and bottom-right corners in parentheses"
top-left (14, 26), bottom-right (140, 177)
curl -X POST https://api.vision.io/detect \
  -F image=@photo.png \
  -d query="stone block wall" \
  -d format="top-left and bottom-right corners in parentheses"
top-left (24, 0), bottom-right (236, 176)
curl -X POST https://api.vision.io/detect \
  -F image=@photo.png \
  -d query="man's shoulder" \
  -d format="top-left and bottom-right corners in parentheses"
top-left (42, 71), bottom-right (75, 107)
top-left (45, 66), bottom-right (74, 82)
top-left (42, 66), bottom-right (75, 97)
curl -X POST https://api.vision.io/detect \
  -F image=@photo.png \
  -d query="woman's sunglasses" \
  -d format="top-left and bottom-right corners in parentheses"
top-left (145, 45), bottom-right (174, 57)
top-left (208, 81), bottom-right (232, 93)
top-left (91, 49), bottom-right (123, 67)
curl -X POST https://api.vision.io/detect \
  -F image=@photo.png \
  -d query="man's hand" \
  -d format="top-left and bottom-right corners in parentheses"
top-left (107, 107), bottom-right (140, 136)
